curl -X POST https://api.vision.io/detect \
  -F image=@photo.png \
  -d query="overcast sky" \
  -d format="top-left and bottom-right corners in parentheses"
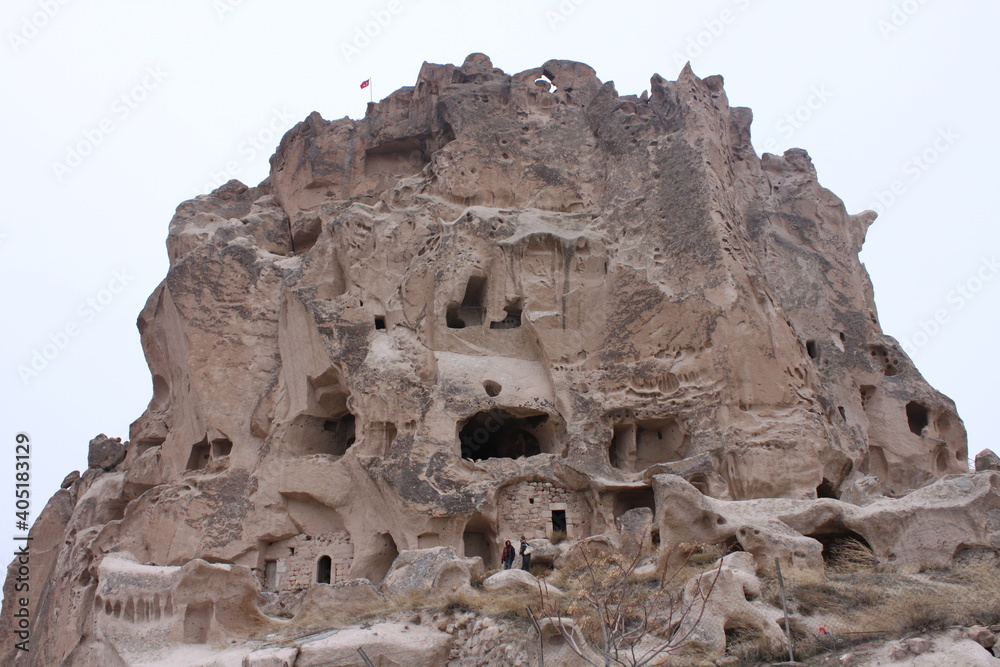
top-left (2, 0), bottom-right (997, 552)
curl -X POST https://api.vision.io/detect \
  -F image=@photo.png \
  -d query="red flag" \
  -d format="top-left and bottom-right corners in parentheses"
top-left (360, 79), bottom-right (371, 89)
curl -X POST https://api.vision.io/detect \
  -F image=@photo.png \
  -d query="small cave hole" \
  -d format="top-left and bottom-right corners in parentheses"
top-left (483, 380), bottom-right (502, 397)
top-left (447, 276), bottom-right (487, 328)
top-left (374, 316), bottom-right (386, 330)
top-left (489, 301), bottom-right (522, 329)
top-left (860, 385), bottom-right (876, 410)
top-left (806, 340), bottom-right (819, 360)
top-left (905, 401), bottom-right (929, 436)
top-left (185, 438), bottom-right (211, 471)
top-left (816, 479), bottom-right (837, 499)
top-left (323, 414), bottom-right (357, 454)
top-left (211, 438), bottom-right (232, 458)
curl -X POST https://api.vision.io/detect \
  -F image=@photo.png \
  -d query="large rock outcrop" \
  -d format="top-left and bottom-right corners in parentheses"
top-left (0, 54), bottom-right (979, 665)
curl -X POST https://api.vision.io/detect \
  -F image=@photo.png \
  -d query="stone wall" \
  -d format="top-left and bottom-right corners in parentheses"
top-left (263, 531), bottom-right (354, 592)
top-left (497, 481), bottom-right (590, 541)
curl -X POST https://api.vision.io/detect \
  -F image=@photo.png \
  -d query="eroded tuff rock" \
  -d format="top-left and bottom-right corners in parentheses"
top-left (1, 54), bottom-right (982, 665)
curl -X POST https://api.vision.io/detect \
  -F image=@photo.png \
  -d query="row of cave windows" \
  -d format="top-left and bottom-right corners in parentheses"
top-left (183, 398), bottom-right (936, 473)
top-left (182, 402), bottom-right (938, 477)
top-left (804, 338), bottom-right (901, 378)
top-left (369, 276), bottom-right (523, 332)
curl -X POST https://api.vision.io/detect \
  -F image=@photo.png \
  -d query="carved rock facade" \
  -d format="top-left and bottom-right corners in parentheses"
top-left (0, 54), bottom-right (976, 665)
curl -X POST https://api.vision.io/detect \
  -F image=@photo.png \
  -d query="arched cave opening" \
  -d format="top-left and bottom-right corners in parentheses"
top-left (367, 533), bottom-right (400, 584)
top-left (806, 530), bottom-right (875, 567)
top-left (316, 555), bottom-right (332, 584)
top-left (463, 515), bottom-right (497, 568)
top-left (459, 408), bottom-right (555, 461)
top-left (906, 401), bottom-right (929, 436)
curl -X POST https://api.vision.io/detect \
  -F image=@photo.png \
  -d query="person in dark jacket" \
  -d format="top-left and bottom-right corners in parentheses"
top-left (519, 536), bottom-right (533, 571)
top-left (501, 540), bottom-right (516, 569)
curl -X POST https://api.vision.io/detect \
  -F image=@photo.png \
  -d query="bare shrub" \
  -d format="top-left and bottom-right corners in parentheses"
top-left (539, 542), bottom-right (723, 666)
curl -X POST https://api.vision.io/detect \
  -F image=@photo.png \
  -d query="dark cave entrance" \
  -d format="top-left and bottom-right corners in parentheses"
top-left (316, 555), bottom-right (332, 584)
top-left (459, 408), bottom-right (554, 461)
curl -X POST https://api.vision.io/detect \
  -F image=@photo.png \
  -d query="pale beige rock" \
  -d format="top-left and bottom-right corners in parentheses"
top-left (381, 547), bottom-right (484, 600)
top-left (0, 54), bottom-right (981, 665)
top-left (294, 578), bottom-right (386, 620)
top-left (294, 622), bottom-right (452, 667)
top-left (654, 472), bottom-right (1000, 573)
top-left (670, 552), bottom-right (787, 660)
top-left (616, 506), bottom-right (654, 555)
top-left (482, 568), bottom-right (563, 598)
top-left (243, 647), bottom-right (299, 667)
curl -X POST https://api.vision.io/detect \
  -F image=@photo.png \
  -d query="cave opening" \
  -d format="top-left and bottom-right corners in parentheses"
top-left (459, 408), bottom-right (554, 461)
top-left (316, 555), bottom-right (332, 584)
top-left (612, 487), bottom-right (656, 519)
top-left (905, 401), bottom-right (929, 436)
top-left (447, 275), bottom-right (488, 328)
top-left (806, 530), bottom-right (875, 567)
top-left (490, 301), bottom-right (523, 329)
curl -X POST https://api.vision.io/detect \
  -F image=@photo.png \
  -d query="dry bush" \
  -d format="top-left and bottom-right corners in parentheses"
top-left (724, 628), bottom-right (790, 665)
top-left (760, 537), bottom-right (1000, 658)
top-left (827, 537), bottom-right (881, 572)
top-left (540, 543), bottom-right (725, 666)
top-left (849, 562), bottom-right (1000, 635)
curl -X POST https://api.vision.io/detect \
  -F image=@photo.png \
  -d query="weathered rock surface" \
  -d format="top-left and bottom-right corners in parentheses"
top-left (0, 53), bottom-right (983, 665)
top-left (482, 568), bottom-right (563, 598)
top-left (655, 471), bottom-right (1000, 573)
top-left (294, 578), bottom-right (386, 620)
top-left (381, 547), bottom-right (484, 600)
top-left (672, 552), bottom-right (787, 660)
top-left (88, 434), bottom-right (127, 470)
top-left (294, 622), bottom-right (452, 667)
top-left (977, 448), bottom-right (1000, 472)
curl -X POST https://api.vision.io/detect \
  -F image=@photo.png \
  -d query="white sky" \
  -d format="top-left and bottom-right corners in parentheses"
top-left (2, 0), bottom-right (997, 553)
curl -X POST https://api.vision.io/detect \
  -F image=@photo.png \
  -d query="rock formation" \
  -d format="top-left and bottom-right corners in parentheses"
top-left (2, 54), bottom-right (991, 666)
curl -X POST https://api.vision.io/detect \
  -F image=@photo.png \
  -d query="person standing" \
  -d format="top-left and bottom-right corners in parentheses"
top-left (501, 540), bottom-right (515, 570)
top-left (519, 536), bottom-right (533, 571)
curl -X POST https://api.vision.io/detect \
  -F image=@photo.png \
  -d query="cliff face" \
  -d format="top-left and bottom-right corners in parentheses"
top-left (1, 54), bottom-right (969, 665)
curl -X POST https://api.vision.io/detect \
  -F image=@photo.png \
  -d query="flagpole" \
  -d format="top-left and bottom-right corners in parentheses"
top-left (370, 77), bottom-right (373, 103)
